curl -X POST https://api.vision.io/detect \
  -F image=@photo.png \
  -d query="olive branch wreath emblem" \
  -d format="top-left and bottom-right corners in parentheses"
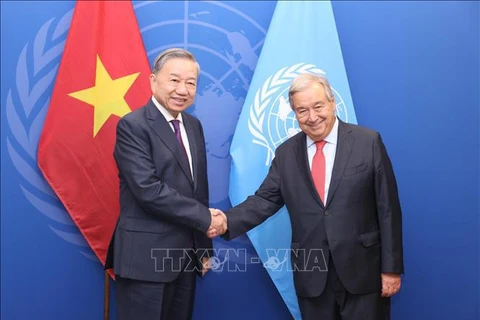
top-left (247, 63), bottom-right (326, 165)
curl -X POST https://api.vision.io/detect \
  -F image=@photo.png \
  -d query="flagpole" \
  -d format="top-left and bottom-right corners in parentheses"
top-left (104, 271), bottom-right (110, 320)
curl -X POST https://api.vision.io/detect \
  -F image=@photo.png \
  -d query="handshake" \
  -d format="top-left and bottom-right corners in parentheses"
top-left (206, 208), bottom-right (227, 239)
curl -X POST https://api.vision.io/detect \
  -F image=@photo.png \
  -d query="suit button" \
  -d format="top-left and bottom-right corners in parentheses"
top-left (323, 240), bottom-right (328, 245)
top-left (324, 210), bottom-right (329, 216)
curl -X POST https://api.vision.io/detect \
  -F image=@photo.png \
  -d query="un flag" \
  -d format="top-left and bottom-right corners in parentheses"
top-left (229, 1), bottom-right (358, 319)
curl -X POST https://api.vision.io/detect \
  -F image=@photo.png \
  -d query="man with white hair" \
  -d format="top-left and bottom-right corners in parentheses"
top-left (221, 73), bottom-right (404, 319)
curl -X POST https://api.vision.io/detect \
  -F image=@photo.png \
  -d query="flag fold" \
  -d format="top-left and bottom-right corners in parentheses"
top-left (38, 1), bottom-right (151, 266)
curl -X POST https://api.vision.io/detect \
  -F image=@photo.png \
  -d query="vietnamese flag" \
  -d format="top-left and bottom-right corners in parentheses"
top-left (37, 1), bottom-right (151, 266)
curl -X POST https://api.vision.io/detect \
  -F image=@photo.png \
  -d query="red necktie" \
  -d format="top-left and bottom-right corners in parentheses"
top-left (312, 140), bottom-right (327, 203)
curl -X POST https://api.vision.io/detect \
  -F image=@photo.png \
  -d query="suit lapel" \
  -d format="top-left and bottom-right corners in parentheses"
top-left (295, 133), bottom-right (324, 207)
top-left (182, 114), bottom-right (198, 192)
top-left (326, 120), bottom-right (353, 207)
top-left (146, 102), bottom-right (194, 186)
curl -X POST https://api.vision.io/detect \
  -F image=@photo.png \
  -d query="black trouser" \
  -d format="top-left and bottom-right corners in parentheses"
top-left (115, 250), bottom-right (197, 320)
top-left (298, 254), bottom-right (390, 320)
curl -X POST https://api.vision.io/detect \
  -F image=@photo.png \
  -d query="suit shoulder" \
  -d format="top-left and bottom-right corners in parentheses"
top-left (183, 111), bottom-right (199, 122)
top-left (275, 131), bottom-right (304, 154)
top-left (120, 105), bottom-right (147, 123)
top-left (183, 112), bottom-right (206, 134)
top-left (115, 104), bottom-right (150, 135)
top-left (344, 122), bottom-right (380, 140)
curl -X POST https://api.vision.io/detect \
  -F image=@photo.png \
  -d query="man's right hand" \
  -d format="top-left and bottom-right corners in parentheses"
top-left (206, 208), bottom-right (227, 238)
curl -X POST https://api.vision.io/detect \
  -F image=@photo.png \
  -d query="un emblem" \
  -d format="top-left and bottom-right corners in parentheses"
top-left (248, 63), bottom-right (349, 165)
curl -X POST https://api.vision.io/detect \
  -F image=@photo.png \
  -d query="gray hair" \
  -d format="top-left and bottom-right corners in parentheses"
top-left (288, 73), bottom-right (335, 107)
top-left (151, 48), bottom-right (200, 75)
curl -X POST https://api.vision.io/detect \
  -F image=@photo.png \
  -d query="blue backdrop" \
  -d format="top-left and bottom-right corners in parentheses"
top-left (1, 1), bottom-right (478, 320)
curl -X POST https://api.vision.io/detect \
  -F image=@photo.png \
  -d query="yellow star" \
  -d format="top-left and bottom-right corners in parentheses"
top-left (68, 55), bottom-right (140, 137)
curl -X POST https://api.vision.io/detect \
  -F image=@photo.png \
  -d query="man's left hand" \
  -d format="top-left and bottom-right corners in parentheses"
top-left (201, 257), bottom-right (211, 276)
top-left (381, 273), bottom-right (401, 297)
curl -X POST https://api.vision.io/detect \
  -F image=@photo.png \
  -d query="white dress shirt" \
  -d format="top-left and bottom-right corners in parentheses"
top-left (306, 117), bottom-right (339, 202)
top-left (151, 96), bottom-right (194, 179)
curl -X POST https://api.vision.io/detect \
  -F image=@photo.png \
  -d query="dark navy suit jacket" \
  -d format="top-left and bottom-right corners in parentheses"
top-left (106, 100), bottom-right (212, 283)
top-left (225, 120), bottom-right (404, 297)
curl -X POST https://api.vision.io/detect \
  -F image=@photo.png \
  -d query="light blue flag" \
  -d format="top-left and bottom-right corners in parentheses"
top-left (229, 1), bottom-right (357, 319)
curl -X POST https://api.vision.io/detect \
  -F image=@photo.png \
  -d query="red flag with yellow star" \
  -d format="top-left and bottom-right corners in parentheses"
top-left (37, 1), bottom-right (151, 266)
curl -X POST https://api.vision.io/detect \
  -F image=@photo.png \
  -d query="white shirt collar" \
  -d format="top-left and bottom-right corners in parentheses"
top-left (151, 96), bottom-right (184, 123)
top-left (306, 117), bottom-right (339, 148)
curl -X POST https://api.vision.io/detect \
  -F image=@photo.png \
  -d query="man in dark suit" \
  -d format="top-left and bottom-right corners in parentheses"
top-left (107, 48), bottom-right (226, 320)
top-left (220, 73), bottom-right (404, 319)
